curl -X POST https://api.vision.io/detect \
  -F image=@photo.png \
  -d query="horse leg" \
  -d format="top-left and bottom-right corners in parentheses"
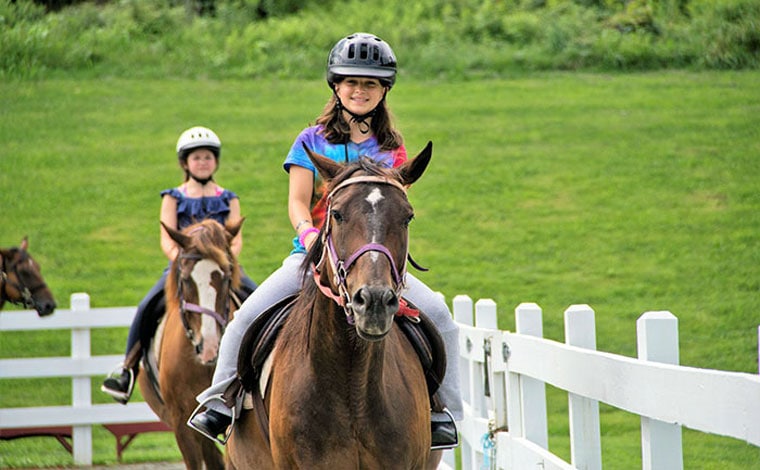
top-left (200, 438), bottom-right (225, 470)
top-left (426, 450), bottom-right (443, 470)
top-left (173, 425), bottom-right (210, 470)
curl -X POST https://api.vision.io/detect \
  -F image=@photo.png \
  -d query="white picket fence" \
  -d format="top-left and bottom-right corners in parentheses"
top-left (451, 295), bottom-right (760, 470)
top-left (2, 293), bottom-right (760, 468)
top-left (0, 293), bottom-right (161, 465)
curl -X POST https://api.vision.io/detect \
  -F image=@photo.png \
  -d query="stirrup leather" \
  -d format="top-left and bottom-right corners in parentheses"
top-left (187, 394), bottom-right (236, 445)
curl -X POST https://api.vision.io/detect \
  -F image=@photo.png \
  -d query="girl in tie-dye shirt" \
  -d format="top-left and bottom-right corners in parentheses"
top-left (192, 33), bottom-right (462, 455)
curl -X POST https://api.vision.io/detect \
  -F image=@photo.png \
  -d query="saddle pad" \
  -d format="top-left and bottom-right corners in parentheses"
top-left (237, 295), bottom-right (298, 392)
top-left (236, 295), bottom-right (447, 401)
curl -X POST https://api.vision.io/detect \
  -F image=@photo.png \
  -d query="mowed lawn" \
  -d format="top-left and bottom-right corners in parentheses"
top-left (1, 72), bottom-right (759, 468)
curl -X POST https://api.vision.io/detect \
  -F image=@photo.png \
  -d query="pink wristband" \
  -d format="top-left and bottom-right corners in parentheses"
top-left (298, 227), bottom-right (320, 247)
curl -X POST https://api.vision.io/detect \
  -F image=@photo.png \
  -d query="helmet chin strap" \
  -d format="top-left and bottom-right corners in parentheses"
top-left (189, 173), bottom-right (214, 185)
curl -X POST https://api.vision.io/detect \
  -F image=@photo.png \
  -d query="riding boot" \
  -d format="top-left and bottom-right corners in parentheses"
top-left (188, 408), bottom-right (232, 443)
top-left (101, 344), bottom-right (140, 405)
top-left (101, 367), bottom-right (134, 405)
top-left (431, 409), bottom-right (459, 450)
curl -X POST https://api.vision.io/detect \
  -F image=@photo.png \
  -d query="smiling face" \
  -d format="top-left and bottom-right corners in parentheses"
top-left (184, 148), bottom-right (218, 180)
top-left (334, 76), bottom-right (387, 117)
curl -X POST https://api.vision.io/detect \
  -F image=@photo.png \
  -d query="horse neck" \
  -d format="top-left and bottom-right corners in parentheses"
top-left (0, 254), bottom-right (12, 304)
top-left (305, 295), bottom-right (389, 400)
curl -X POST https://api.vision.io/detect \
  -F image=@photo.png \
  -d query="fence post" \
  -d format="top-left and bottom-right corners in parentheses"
top-left (637, 311), bottom-right (683, 470)
top-left (565, 304), bottom-right (602, 470)
top-left (512, 303), bottom-right (548, 449)
top-left (453, 295), bottom-right (475, 470)
top-left (70, 293), bottom-right (94, 466)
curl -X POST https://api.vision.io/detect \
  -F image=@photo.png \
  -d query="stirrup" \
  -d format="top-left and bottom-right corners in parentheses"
top-left (431, 408), bottom-right (459, 451)
top-left (187, 394), bottom-right (236, 445)
top-left (100, 363), bottom-right (134, 404)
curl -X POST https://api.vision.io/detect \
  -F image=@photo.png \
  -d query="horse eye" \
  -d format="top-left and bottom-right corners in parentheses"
top-left (331, 209), bottom-right (344, 223)
top-left (404, 214), bottom-right (415, 227)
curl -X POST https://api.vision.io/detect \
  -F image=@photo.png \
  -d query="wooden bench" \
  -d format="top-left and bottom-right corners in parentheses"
top-left (102, 421), bottom-right (172, 461)
top-left (1, 421), bottom-right (172, 462)
top-left (0, 426), bottom-right (74, 454)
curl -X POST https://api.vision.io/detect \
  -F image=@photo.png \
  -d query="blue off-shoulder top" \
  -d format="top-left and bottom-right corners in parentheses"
top-left (160, 186), bottom-right (238, 230)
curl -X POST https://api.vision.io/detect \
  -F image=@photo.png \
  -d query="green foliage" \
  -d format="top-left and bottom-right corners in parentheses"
top-left (1, 0), bottom-right (759, 79)
top-left (689, 0), bottom-right (760, 68)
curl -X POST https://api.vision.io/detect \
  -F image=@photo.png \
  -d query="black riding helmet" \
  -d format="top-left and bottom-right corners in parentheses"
top-left (326, 32), bottom-right (397, 89)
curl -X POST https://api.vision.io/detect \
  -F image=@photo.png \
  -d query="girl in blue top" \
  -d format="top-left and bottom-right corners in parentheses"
top-left (190, 33), bottom-right (462, 457)
top-left (101, 126), bottom-right (257, 404)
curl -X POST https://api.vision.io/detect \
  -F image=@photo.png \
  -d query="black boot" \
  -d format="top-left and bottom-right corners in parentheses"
top-left (431, 410), bottom-right (459, 449)
top-left (101, 367), bottom-right (134, 405)
top-left (188, 408), bottom-right (232, 443)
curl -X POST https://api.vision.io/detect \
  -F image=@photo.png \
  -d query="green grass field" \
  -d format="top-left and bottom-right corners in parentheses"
top-left (1, 72), bottom-right (759, 468)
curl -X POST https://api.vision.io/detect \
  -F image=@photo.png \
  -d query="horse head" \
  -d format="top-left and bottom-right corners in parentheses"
top-left (162, 219), bottom-right (243, 364)
top-left (0, 237), bottom-right (57, 316)
top-left (303, 142), bottom-right (432, 341)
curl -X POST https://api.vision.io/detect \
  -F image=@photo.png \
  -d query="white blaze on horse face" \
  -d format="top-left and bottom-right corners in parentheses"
top-left (191, 259), bottom-right (222, 363)
top-left (366, 187), bottom-right (385, 262)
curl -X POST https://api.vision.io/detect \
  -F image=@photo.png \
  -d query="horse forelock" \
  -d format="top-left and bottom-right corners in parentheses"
top-left (329, 157), bottom-right (395, 190)
top-left (183, 220), bottom-right (239, 287)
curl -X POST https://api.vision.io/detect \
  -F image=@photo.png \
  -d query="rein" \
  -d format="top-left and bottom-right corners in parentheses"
top-left (313, 174), bottom-right (410, 323)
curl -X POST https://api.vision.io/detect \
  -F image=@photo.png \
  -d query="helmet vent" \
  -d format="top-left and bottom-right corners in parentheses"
top-left (326, 33), bottom-right (397, 88)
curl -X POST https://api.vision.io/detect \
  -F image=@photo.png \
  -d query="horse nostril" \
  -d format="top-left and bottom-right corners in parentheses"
top-left (383, 290), bottom-right (398, 310)
top-left (353, 288), bottom-right (369, 308)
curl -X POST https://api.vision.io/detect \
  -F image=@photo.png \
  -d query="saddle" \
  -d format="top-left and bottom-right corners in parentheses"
top-left (235, 294), bottom-right (447, 407)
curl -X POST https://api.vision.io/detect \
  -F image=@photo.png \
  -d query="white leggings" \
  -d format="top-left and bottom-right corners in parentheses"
top-left (197, 253), bottom-right (463, 421)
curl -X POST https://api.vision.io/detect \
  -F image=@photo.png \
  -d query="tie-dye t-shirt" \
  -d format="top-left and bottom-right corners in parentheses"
top-left (283, 125), bottom-right (407, 254)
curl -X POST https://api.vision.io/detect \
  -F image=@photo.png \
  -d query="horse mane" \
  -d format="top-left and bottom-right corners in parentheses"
top-left (165, 219), bottom-right (241, 315)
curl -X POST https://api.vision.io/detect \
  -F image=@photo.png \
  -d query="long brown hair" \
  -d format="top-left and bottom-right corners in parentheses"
top-left (315, 93), bottom-right (403, 152)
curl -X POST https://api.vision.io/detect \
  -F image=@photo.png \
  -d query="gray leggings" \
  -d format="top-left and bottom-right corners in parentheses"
top-left (197, 253), bottom-right (463, 421)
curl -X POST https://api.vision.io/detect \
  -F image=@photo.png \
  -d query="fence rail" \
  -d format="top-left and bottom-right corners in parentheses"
top-left (0, 293), bottom-right (162, 465)
top-left (2, 293), bottom-right (760, 469)
top-left (454, 295), bottom-right (760, 469)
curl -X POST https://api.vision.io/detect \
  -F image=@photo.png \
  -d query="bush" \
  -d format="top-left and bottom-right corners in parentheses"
top-left (690, 0), bottom-right (760, 68)
top-left (1, 0), bottom-right (758, 79)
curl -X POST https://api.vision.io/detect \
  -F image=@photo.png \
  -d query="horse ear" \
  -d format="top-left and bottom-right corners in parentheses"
top-left (302, 143), bottom-right (343, 182)
top-left (20, 236), bottom-right (28, 251)
top-left (226, 217), bottom-right (245, 240)
top-left (161, 221), bottom-right (191, 248)
top-left (397, 141), bottom-right (432, 187)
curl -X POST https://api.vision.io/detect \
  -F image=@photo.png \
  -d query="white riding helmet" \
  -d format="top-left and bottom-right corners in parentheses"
top-left (176, 126), bottom-right (221, 159)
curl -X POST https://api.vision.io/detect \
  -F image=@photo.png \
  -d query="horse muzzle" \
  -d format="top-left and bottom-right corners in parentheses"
top-left (351, 285), bottom-right (399, 341)
top-left (34, 298), bottom-right (56, 317)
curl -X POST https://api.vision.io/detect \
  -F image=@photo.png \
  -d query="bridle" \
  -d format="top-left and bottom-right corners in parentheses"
top-left (175, 251), bottom-right (232, 353)
top-left (0, 250), bottom-right (46, 310)
top-left (312, 175), bottom-right (409, 323)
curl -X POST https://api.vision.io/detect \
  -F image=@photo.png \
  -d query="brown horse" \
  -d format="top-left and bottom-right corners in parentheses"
top-left (0, 237), bottom-right (56, 316)
top-left (138, 218), bottom-right (242, 470)
top-left (227, 143), bottom-right (435, 469)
